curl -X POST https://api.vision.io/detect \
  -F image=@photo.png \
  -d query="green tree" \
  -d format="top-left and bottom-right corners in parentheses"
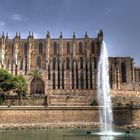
top-left (0, 69), bottom-right (14, 92)
top-left (13, 75), bottom-right (28, 97)
top-left (0, 69), bottom-right (28, 97)
top-left (29, 68), bottom-right (42, 94)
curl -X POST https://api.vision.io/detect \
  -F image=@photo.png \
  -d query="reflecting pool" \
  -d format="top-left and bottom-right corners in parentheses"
top-left (0, 129), bottom-right (139, 140)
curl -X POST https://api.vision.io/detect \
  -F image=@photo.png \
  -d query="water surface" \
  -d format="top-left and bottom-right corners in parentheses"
top-left (0, 129), bottom-right (139, 140)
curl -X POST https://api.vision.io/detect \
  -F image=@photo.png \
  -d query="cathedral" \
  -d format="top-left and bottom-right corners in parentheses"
top-left (0, 30), bottom-right (140, 99)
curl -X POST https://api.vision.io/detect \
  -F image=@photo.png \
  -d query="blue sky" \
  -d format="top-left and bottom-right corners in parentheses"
top-left (0, 0), bottom-right (140, 66)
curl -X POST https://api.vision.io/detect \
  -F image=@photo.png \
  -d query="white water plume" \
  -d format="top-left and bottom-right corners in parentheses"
top-left (97, 40), bottom-right (113, 135)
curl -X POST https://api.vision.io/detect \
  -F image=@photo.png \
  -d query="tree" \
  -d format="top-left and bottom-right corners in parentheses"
top-left (29, 68), bottom-right (42, 94)
top-left (13, 75), bottom-right (28, 97)
top-left (0, 69), bottom-right (14, 92)
top-left (0, 69), bottom-right (28, 97)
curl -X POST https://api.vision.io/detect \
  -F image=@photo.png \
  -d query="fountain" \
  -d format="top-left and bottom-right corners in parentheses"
top-left (97, 40), bottom-right (113, 136)
top-left (90, 39), bottom-right (133, 140)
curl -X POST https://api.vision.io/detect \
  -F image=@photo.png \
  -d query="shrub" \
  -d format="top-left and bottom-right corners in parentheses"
top-left (90, 100), bottom-right (98, 106)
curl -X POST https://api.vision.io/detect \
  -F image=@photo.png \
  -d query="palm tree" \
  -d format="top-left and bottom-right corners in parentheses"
top-left (29, 68), bottom-right (42, 94)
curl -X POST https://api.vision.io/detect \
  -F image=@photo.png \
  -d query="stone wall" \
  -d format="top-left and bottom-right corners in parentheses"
top-left (113, 107), bottom-right (132, 125)
top-left (1, 90), bottom-right (140, 106)
top-left (0, 107), bottom-right (99, 124)
top-left (132, 109), bottom-right (140, 124)
top-left (0, 106), bottom-right (136, 126)
top-left (47, 89), bottom-right (96, 106)
top-left (112, 90), bottom-right (140, 106)
top-left (0, 96), bottom-right (48, 106)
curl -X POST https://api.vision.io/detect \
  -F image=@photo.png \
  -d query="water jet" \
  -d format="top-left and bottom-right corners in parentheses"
top-left (97, 40), bottom-right (113, 135)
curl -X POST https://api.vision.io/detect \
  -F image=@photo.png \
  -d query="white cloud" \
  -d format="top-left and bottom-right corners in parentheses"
top-left (0, 21), bottom-right (5, 26)
top-left (10, 14), bottom-right (28, 21)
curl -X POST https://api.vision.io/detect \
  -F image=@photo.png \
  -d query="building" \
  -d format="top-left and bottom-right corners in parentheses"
top-left (0, 30), bottom-right (140, 99)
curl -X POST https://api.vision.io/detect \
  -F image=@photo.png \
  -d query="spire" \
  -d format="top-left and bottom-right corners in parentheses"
top-left (2, 32), bottom-right (5, 38)
top-left (59, 32), bottom-right (63, 39)
top-left (1, 32), bottom-right (5, 43)
top-left (73, 32), bottom-right (76, 39)
top-left (85, 31), bottom-right (88, 38)
top-left (98, 29), bottom-right (103, 40)
top-left (28, 31), bottom-right (33, 38)
top-left (15, 32), bottom-right (21, 38)
top-left (46, 31), bottom-right (50, 39)
top-left (16, 32), bottom-right (18, 37)
top-left (6, 33), bottom-right (8, 39)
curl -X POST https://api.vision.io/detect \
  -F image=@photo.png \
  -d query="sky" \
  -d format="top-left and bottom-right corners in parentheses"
top-left (0, 0), bottom-right (140, 66)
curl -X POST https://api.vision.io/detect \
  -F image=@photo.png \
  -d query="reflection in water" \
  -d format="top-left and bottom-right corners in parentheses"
top-left (100, 135), bottom-right (135, 140)
top-left (100, 136), bottom-right (114, 140)
top-left (0, 129), bottom-right (137, 140)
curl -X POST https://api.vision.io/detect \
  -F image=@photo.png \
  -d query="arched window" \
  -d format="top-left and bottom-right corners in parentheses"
top-left (6, 59), bottom-right (10, 69)
top-left (58, 60), bottom-right (60, 89)
top-left (53, 73), bottom-right (55, 89)
top-left (24, 43), bottom-right (28, 74)
top-left (67, 42), bottom-right (70, 54)
top-left (80, 57), bottom-right (84, 69)
top-left (62, 63), bottom-right (64, 89)
top-left (121, 62), bottom-right (127, 82)
top-left (91, 41), bottom-right (95, 54)
top-left (72, 61), bottom-right (74, 89)
top-left (93, 57), bottom-right (97, 69)
top-left (15, 64), bottom-right (18, 75)
top-left (66, 58), bottom-right (70, 70)
top-left (53, 42), bottom-right (57, 55)
top-left (48, 64), bottom-right (50, 80)
top-left (39, 42), bottom-right (43, 54)
top-left (79, 42), bottom-right (82, 54)
top-left (53, 57), bottom-right (56, 70)
top-left (36, 56), bottom-right (41, 68)
top-left (90, 59), bottom-right (93, 89)
top-left (76, 62), bottom-right (79, 89)
top-left (20, 58), bottom-right (23, 70)
top-left (24, 43), bottom-right (28, 55)
top-left (109, 68), bottom-right (113, 89)
top-left (80, 72), bottom-right (84, 89)
top-left (86, 62), bottom-right (88, 89)
top-left (30, 79), bottom-right (45, 94)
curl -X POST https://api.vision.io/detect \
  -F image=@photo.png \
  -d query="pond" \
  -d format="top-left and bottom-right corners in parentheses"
top-left (0, 129), bottom-right (139, 140)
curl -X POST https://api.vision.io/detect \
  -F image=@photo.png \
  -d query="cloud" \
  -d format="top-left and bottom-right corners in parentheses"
top-left (0, 21), bottom-right (5, 26)
top-left (105, 8), bottom-right (112, 15)
top-left (10, 14), bottom-right (28, 21)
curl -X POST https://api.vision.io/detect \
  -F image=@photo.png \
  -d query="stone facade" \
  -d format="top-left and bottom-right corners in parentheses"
top-left (109, 57), bottom-right (140, 91)
top-left (134, 67), bottom-right (140, 82)
top-left (0, 30), bottom-right (140, 97)
top-left (0, 106), bottom-right (139, 129)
